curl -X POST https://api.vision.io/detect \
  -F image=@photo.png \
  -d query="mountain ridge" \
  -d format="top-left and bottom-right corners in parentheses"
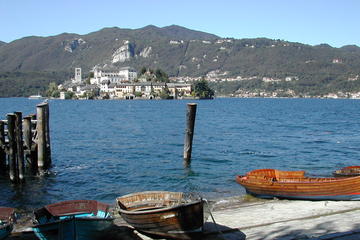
top-left (0, 25), bottom-right (360, 97)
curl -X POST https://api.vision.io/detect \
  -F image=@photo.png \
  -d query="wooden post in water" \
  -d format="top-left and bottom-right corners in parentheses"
top-left (44, 103), bottom-right (51, 165)
top-left (30, 114), bottom-right (37, 170)
top-left (183, 103), bottom-right (197, 164)
top-left (7, 114), bottom-right (17, 182)
top-left (15, 112), bottom-right (25, 182)
top-left (23, 116), bottom-right (33, 168)
top-left (36, 104), bottom-right (46, 170)
top-left (0, 121), bottom-right (6, 172)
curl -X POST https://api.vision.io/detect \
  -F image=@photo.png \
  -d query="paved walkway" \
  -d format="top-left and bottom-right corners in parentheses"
top-left (202, 197), bottom-right (360, 240)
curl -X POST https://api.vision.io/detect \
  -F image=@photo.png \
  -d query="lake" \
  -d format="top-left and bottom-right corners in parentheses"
top-left (1, 98), bottom-right (360, 209)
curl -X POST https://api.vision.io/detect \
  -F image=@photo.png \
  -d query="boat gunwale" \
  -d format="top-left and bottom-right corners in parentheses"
top-left (117, 199), bottom-right (204, 215)
top-left (35, 200), bottom-right (111, 218)
top-left (33, 216), bottom-right (114, 228)
top-left (236, 173), bottom-right (360, 184)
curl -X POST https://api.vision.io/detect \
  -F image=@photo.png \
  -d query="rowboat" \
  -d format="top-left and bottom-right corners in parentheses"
top-left (33, 200), bottom-right (114, 240)
top-left (117, 191), bottom-right (205, 240)
top-left (236, 168), bottom-right (360, 200)
top-left (333, 166), bottom-right (360, 177)
top-left (0, 207), bottom-right (15, 240)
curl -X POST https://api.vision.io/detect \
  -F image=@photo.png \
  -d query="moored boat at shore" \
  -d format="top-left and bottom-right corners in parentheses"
top-left (33, 200), bottom-right (113, 240)
top-left (117, 191), bottom-right (205, 240)
top-left (236, 168), bottom-right (360, 200)
top-left (333, 166), bottom-right (360, 177)
top-left (0, 207), bottom-right (15, 240)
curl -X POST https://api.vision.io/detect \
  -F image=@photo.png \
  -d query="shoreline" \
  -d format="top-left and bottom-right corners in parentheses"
top-left (8, 195), bottom-right (360, 239)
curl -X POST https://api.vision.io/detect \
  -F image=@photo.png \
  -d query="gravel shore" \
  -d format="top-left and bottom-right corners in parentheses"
top-left (7, 195), bottom-right (360, 240)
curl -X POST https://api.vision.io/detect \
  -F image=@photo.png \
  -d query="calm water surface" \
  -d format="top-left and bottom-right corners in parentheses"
top-left (1, 98), bottom-right (360, 209)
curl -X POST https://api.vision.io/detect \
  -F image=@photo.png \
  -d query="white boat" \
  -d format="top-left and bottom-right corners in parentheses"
top-left (28, 94), bottom-right (45, 99)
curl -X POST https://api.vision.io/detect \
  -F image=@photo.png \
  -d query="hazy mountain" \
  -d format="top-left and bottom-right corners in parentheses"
top-left (0, 25), bottom-right (360, 97)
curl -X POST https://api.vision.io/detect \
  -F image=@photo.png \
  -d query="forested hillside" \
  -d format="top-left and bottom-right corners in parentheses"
top-left (0, 25), bottom-right (359, 97)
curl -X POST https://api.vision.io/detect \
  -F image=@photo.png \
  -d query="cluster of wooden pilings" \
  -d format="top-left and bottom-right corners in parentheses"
top-left (0, 102), bottom-right (51, 183)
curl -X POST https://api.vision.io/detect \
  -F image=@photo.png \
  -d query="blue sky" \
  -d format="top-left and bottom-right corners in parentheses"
top-left (0, 0), bottom-right (359, 47)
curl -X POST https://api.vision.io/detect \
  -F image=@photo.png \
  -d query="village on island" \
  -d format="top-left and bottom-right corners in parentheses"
top-left (54, 66), bottom-right (203, 100)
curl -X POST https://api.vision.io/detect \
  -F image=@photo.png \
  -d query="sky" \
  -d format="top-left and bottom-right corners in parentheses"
top-left (0, 0), bottom-right (359, 48)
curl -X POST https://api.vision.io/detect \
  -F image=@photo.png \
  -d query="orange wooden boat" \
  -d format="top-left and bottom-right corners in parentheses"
top-left (117, 191), bottom-right (204, 240)
top-left (333, 166), bottom-right (360, 177)
top-left (236, 169), bottom-right (360, 200)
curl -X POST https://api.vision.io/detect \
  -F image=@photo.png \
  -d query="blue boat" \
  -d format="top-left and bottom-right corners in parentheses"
top-left (0, 207), bottom-right (15, 240)
top-left (33, 200), bottom-right (114, 240)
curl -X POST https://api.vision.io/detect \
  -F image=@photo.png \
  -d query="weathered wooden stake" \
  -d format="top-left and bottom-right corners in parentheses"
top-left (7, 114), bottom-right (17, 182)
top-left (183, 103), bottom-right (197, 163)
top-left (23, 116), bottom-right (32, 167)
top-left (0, 121), bottom-right (6, 171)
top-left (15, 112), bottom-right (25, 182)
top-left (44, 103), bottom-right (51, 165)
top-left (36, 104), bottom-right (46, 170)
top-left (30, 114), bottom-right (38, 170)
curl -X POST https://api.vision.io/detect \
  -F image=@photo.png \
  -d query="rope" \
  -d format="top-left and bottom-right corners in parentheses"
top-left (204, 199), bottom-right (225, 238)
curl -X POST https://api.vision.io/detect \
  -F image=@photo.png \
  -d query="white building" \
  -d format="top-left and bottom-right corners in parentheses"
top-left (90, 66), bottom-right (137, 85)
top-left (99, 81), bottom-right (192, 99)
top-left (72, 68), bottom-right (82, 83)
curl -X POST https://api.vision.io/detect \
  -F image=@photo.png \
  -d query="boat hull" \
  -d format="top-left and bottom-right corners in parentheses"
top-left (33, 217), bottom-right (113, 240)
top-left (0, 224), bottom-right (13, 240)
top-left (0, 207), bottom-right (15, 240)
top-left (117, 191), bottom-right (204, 240)
top-left (245, 189), bottom-right (360, 201)
top-left (236, 169), bottom-right (360, 201)
top-left (33, 200), bottom-right (113, 240)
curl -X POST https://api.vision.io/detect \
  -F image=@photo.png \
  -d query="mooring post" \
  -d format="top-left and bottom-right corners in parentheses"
top-left (30, 114), bottom-right (37, 169)
top-left (44, 103), bottom-right (51, 165)
top-left (183, 103), bottom-right (197, 163)
top-left (0, 121), bottom-right (6, 172)
top-left (14, 112), bottom-right (25, 182)
top-left (36, 104), bottom-right (46, 170)
top-left (7, 114), bottom-right (17, 182)
top-left (23, 116), bottom-right (32, 167)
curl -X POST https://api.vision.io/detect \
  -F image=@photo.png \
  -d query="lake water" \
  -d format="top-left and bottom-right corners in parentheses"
top-left (1, 98), bottom-right (360, 209)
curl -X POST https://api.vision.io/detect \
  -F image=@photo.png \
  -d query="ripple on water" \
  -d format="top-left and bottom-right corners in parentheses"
top-left (1, 98), bottom-right (360, 208)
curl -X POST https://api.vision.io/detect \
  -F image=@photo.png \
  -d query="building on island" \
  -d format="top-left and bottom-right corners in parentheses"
top-left (59, 66), bottom-right (192, 99)
top-left (72, 68), bottom-right (82, 83)
top-left (100, 82), bottom-right (192, 99)
top-left (90, 66), bottom-right (137, 85)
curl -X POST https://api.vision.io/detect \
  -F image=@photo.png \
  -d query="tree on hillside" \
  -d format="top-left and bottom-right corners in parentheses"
top-left (159, 85), bottom-right (173, 99)
top-left (155, 68), bottom-right (169, 83)
top-left (47, 82), bottom-right (60, 98)
top-left (140, 67), bottom-right (147, 75)
top-left (138, 67), bottom-right (170, 83)
top-left (193, 77), bottom-right (215, 99)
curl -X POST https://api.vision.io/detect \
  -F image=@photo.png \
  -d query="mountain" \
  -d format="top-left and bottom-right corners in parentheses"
top-left (0, 25), bottom-right (219, 73)
top-left (0, 25), bottom-right (360, 97)
top-left (0, 41), bottom-right (5, 47)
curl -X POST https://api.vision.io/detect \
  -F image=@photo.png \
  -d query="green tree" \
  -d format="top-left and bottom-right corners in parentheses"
top-left (155, 68), bottom-right (169, 83)
top-left (134, 91), bottom-right (142, 97)
top-left (86, 72), bottom-right (94, 84)
top-left (159, 86), bottom-right (173, 99)
top-left (65, 91), bottom-right (75, 99)
top-left (46, 82), bottom-right (61, 98)
top-left (140, 67), bottom-right (147, 75)
top-left (193, 78), bottom-right (215, 99)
